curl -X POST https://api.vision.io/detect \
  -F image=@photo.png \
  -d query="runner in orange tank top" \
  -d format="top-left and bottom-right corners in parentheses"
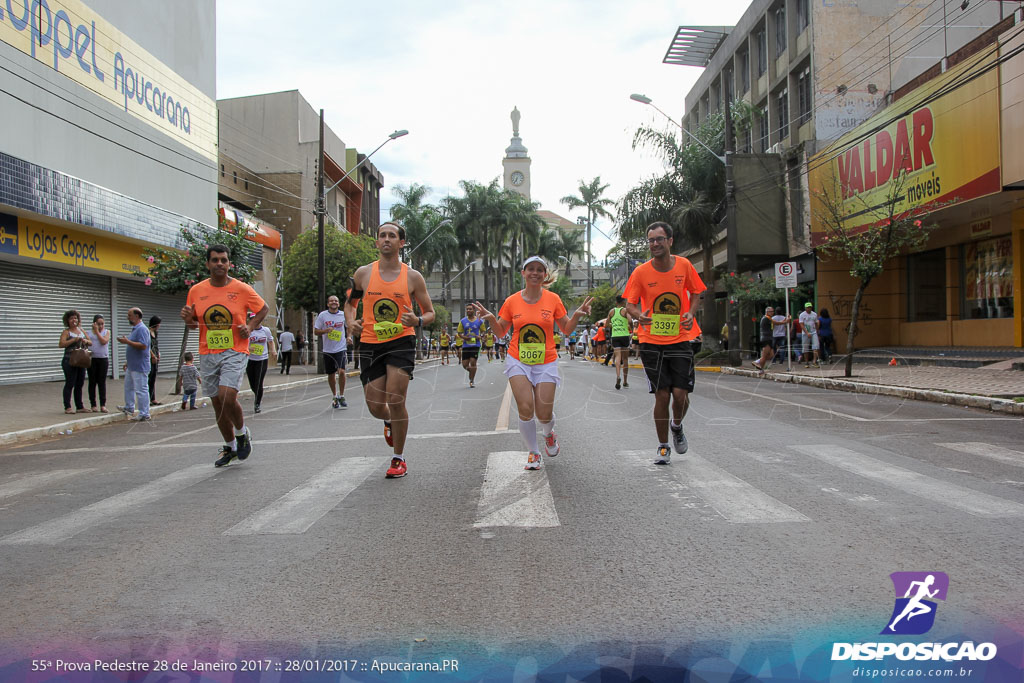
top-left (623, 221), bottom-right (707, 465)
top-left (345, 222), bottom-right (435, 479)
top-left (469, 256), bottom-right (593, 471)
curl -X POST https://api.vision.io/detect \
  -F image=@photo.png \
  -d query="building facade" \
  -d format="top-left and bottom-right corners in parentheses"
top-left (668, 0), bottom-right (1013, 349)
top-left (0, 0), bottom-right (218, 384)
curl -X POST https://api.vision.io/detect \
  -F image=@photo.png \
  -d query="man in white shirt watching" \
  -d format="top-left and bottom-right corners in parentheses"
top-left (278, 326), bottom-right (295, 375)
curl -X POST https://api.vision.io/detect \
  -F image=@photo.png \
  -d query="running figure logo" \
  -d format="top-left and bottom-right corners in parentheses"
top-left (881, 571), bottom-right (949, 635)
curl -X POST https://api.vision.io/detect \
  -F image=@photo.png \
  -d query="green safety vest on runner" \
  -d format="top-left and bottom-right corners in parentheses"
top-left (611, 307), bottom-right (630, 337)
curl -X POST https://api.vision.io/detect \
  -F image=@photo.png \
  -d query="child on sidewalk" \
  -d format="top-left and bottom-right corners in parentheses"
top-left (179, 352), bottom-right (201, 410)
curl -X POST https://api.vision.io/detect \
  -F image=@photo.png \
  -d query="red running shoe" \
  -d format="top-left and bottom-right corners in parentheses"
top-left (385, 457), bottom-right (407, 478)
top-left (384, 421), bottom-right (393, 447)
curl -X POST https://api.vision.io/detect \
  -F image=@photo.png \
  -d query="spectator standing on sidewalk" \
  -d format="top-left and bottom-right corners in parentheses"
top-left (295, 332), bottom-right (306, 365)
top-left (87, 314), bottom-right (110, 413)
top-left (798, 302), bottom-right (821, 368)
top-left (278, 326), bottom-right (295, 375)
top-left (116, 307), bottom-right (151, 421)
top-left (148, 316), bottom-right (162, 404)
top-left (771, 309), bottom-right (791, 365)
top-left (179, 351), bottom-right (201, 410)
top-left (59, 309), bottom-right (91, 414)
top-left (818, 309), bottom-right (834, 363)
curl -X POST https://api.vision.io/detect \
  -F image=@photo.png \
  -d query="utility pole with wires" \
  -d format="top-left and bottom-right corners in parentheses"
top-left (316, 109), bottom-right (326, 373)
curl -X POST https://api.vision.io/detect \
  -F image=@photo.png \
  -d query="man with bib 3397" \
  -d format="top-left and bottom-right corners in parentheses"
top-left (345, 222), bottom-right (435, 479)
top-left (181, 244), bottom-right (268, 467)
top-left (623, 222), bottom-right (706, 466)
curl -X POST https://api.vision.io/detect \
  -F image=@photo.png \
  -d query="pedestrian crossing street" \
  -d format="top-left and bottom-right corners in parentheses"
top-left (1, 441), bottom-right (1023, 545)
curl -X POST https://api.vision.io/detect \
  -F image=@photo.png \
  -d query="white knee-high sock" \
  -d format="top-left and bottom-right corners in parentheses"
top-left (518, 418), bottom-right (539, 453)
top-left (538, 416), bottom-right (554, 437)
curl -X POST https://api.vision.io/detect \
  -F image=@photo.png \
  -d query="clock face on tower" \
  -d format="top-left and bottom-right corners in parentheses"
top-left (510, 171), bottom-right (525, 186)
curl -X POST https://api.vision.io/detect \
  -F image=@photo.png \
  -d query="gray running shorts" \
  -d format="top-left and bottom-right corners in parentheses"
top-left (200, 349), bottom-right (248, 397)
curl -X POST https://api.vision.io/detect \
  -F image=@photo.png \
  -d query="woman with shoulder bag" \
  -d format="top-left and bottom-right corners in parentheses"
top-left (59, 309), bottom-right (92, 414)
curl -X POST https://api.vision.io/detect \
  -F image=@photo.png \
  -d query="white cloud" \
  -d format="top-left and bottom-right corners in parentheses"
top-left (217, 0), bottom-right (750, 260)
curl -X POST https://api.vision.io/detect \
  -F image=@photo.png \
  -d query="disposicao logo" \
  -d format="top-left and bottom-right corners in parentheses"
top-left (831, 572), bottom-right (997, 662)
top-left (882, 571), bottom-right (948, 635)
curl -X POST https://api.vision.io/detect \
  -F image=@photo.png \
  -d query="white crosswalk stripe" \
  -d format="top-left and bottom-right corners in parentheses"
top-left (474, 451), bottom-right (560, 528)
top-left (937, 442), bottom-right (1024, 468)
top-left (224, 457), bottom-right (380, 535)
top-left (622, 450), bottom-right (810, 523)
top-left (0, 465), bottom-right (219, 545)
top-left (0, 469), bottom-right (92, 501)
top-left (793, 445), bottom-right (1024, 518)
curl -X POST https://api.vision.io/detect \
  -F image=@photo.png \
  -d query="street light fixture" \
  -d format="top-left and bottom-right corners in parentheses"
top-left (630, 93), bottom-right (725, 164)
top-left (323, 129), bottom-right (409, 198)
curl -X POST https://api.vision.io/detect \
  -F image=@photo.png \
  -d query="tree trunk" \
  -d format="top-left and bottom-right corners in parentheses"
top-left (172, 326), bottom-right (190, 394)
top-left (844, 280), bottom-right (870, 378)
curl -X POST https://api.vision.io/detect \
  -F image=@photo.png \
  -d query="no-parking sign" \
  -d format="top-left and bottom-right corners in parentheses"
top-left (775, 261), bottom-right (798, 288)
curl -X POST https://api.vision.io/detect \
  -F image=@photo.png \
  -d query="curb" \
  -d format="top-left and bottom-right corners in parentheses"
top-left (0, 358), bottom-right (443, 448)
top-left (720, 366), bottom-right (1024, 416)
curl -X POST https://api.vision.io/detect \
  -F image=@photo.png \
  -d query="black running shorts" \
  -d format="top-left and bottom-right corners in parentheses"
top-left (323, 350), bottom-right (347, 374)
top-left (358, 337), bottom-right (416, 386)
top-left (611, 335), bottom-right (631, 349)
top-left (461, 346), bottom-right (480, 360)
top-left (639, 341), bottom-right (695, 393)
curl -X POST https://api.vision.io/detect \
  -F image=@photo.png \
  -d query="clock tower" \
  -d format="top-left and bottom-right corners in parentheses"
top-left (502, 106), bottom-right (531, 200)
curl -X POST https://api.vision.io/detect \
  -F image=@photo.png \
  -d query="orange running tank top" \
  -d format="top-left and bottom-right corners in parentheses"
top-left (360, 261), bottom-right (416, 344)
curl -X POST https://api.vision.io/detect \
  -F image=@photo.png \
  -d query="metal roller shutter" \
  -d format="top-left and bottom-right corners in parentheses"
top-left (0, 262), bottom-right (112, 384)
top-left (116, 279), bottom-right (200, 373)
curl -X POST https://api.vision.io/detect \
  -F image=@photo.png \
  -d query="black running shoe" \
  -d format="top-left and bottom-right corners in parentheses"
top-left (214, 445), bottom-right (236, 467)
top-left (236, 428), bottom-right (252, 460)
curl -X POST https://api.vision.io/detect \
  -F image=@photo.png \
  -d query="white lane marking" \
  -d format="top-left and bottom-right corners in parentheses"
top-left (0, 465), bottom-right (218, 545)
top-left (0, 469), bottom-right (92, 501)
top-left (712, 385), bottom-right (869, 421)
top-left (474, 451), bottom-right (560, 528)
top-left (224, 457), bottom-right (379, 535)
top-left (792, 445), bottom-right (1024, 518)
top-left (496, 383), bottom-right (513, 432)
top-left (625, 451), bottom-right (809, 523)
top-left (11, 429), bottom-right (518, 456)
top-left (938, 443), bottom-right (1024, 468)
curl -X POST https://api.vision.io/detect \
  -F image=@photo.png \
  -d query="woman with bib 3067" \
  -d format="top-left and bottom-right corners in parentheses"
top-left (469, 256), bottom-right (592, 471)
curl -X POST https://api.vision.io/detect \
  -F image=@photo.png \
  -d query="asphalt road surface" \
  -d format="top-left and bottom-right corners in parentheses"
top-left (1, 356), bottom-right (1022, 675)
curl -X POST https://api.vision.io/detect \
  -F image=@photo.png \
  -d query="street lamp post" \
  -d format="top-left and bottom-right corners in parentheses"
top-left (315, 116), bottom-right (408, 371)
top-left (630, 92), bottom-right (740, 366)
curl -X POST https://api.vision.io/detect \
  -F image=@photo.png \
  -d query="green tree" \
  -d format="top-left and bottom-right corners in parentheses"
top-left (280, 224), bottom-right (377, 312)
top-left (561, 177), bottom-right (615, 288)
top-left (426, 303), bottom-right (450, 334)
top-left (813, 170), bottom-right (936, 377)
top-left (553, 227), bottom-right (585, 278)
top-left (585, 283), bottom-right (620, 326)
top-left (136, 217), bottom-right (259, 392)
top-left (548, 275), bottom-right (573, 300)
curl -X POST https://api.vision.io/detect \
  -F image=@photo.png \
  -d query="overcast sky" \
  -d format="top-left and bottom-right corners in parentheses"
top-left (216, 0), bottom-right (749, 260)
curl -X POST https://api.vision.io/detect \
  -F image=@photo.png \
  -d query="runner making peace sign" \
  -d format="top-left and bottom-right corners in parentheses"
top-left (469, 256), bottom-right (593, 471)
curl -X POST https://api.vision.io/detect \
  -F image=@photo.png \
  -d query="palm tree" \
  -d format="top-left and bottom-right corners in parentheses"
top-left (560, 176), bottom-right (615, 289)
top-left (553, 227), bottom-right (585, 278)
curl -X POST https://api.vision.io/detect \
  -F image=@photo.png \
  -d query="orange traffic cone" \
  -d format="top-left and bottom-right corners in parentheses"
top-left (888, 358), bottom-right (898, 366)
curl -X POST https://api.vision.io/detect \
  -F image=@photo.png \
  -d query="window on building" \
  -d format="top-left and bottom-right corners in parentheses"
top-left (724, 70), bottom-right (734, 103)
top-left (244, 179), bottom-right (249, 190)
top-left (759, 106), bottom-right (769, 152)
top-left (233, 171), bottom-right (237, 185)
top-left (788, 158), bottom-right (804, 241)
top-left (907, 248), bottom-right (947, 322)
top-left (743, 124), bottom-right (752, 153)
top-left (797, 0), bottom-right (810, 32)
top-left (777, 88), bottom-right (789, 140)
top-left (775, 6), bottom-right (787, 57)
top-left (338, 204), bottom-right (346, 227)
top-left (961, 237), bottom-right (1014, 319)
top-left (220, 164), bottom-right (225, 178)
top-left (797, 66), bottom-right (811, 126)
top-left (739, 52), bottom-right (750, 92)
top-left (756, 30), bottom-right (767, 75)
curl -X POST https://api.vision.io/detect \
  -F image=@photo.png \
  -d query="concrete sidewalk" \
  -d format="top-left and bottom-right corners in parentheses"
top-left (0, 357), bottom-right (440, 446)
top-left (722, 358), bottom-right (1024, 416)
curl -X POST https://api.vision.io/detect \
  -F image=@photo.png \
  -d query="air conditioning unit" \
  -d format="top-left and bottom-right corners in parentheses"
top-left (767, 142), bottom-right (783, 154)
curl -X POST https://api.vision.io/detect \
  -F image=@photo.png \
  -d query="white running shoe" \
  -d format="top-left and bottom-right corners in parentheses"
top-left (525, 452), bottom-right (543, 470)
top-left (671, 425), bottom-right (688, 454)
top-left (543, 432), bottom-right (560, 457)
top-left (654, 445), bottom-right (671, 465)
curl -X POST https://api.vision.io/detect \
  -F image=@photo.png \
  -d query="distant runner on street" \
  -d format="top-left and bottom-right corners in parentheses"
top-left (315, 294), bottom-right (350, 409)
